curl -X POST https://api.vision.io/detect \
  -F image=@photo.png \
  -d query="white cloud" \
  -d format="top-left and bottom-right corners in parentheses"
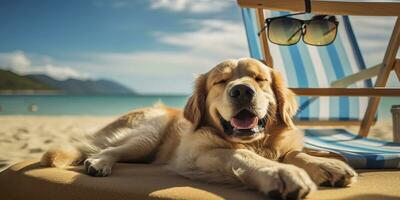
top-left (159, 19), bottom-right (246, 56)
top-left (75, 19), bottom-right (248, 93)
top-left (93, 0), bottom-right (234, 13)
top-left (0, 51), bottom-right (89, 81)
top-left (0, 51), bottom-right (31, 70)
top-left (23, 63), bottom-right (89, 81)
top-left (0, 18), bottom-right (249, 94)
top-left (149, 0), bottom-right (233, 13)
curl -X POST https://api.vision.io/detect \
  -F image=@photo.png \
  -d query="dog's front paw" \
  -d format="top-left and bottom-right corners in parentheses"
top-left (257, 165), bottom-right (316, 200)
top-left (307, 158), bottom-right (357, 187)
top-left (84, 156), bottom-right (115, 177)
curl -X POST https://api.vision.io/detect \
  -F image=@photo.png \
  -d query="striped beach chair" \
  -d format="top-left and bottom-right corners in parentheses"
top-left (241, 8), bottom-right (400, 169)
top-left (242, 9), bottom-right (372, 122)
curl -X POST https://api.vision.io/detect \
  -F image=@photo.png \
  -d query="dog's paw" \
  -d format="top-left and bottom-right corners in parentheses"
top-left (257, 165), bottom-right (316, 200)
top-left (84, 156), bottom-right (114, 177)
top-left (307, 158), bottom-right (357, 187)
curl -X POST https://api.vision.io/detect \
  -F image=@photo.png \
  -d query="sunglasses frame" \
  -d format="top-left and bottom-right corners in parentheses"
top-left (260, 12), bottom-right (339, 46)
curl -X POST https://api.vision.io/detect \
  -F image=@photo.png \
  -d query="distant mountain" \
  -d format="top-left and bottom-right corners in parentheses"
top-left (0, 69), bottom-right (135, 95)
top-left (27, 74), bottom-right (135, 95)
top-left (0, 69), bottom-right (55, 91)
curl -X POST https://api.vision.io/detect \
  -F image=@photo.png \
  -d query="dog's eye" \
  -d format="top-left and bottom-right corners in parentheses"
top-left (255, 77), bottom-right (268, 82)
top-left (214, 79), bottom-right (227, 85)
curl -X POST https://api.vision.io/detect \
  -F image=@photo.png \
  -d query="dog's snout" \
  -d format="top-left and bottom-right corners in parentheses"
top-left (229, 84), bottom-right (255, 102)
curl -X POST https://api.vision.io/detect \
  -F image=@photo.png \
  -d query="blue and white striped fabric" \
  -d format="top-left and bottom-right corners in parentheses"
top-left (305, 129), bottom-right (400, 169)
top-left (241, 8), bottom-right (373, 121)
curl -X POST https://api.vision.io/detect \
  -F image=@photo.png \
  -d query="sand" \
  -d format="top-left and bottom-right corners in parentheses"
top-left (0, 116), bottom-right (395, 172)
top-left (0, 116), bottom-right (115, 171)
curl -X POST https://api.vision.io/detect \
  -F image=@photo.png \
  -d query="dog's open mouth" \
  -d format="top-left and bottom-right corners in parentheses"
top-left (218, 109), bottom-right (267, 139)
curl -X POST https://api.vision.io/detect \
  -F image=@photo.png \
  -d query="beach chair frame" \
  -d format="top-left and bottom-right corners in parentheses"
top-left (237, 0), bottom-right (400, 138)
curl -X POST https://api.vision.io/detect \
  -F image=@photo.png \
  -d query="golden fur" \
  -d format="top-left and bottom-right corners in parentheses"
top-left (41, 58), bottom-right (356, 200)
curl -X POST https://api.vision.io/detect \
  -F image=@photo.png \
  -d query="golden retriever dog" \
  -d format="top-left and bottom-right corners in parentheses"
top-left (41, 58), bottom-right (356, 200)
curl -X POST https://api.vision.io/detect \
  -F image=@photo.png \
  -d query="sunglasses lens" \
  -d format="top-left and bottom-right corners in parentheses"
top-left (268, 18), bottom-right (302, 45)
top-left (304, 20), bottom-right (337, 46)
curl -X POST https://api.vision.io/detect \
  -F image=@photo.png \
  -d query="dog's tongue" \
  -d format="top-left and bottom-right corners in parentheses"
top-left (230, 111), bottom-right (259, 130)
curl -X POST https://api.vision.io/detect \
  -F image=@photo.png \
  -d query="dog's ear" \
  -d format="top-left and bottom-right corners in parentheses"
top-left (271, 69), bottom-right (298, 128)
top-left (184, 74), bottom-right (207, 129)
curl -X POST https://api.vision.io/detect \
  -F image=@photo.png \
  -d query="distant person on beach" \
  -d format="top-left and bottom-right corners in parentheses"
top-left (29, 104), bottom-right (38, 112)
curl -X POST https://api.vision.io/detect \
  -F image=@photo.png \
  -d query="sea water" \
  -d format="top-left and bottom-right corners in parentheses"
top-left (0, 95), bottom-right (187, 116)
top-left (0, 95), bottom-right (398, 119)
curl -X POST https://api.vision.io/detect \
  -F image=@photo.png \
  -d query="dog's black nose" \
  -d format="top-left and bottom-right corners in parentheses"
top-left (229, 84), bottom-right (255, 102)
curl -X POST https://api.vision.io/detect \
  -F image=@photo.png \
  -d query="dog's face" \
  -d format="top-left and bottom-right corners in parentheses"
top-left (184, 58), bottom-right (298, 143)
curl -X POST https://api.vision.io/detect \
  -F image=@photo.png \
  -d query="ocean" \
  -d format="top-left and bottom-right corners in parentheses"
top-left (0, 95), bottom-right (187, 116)
top-left (0, 95), bottom-right (398, 119)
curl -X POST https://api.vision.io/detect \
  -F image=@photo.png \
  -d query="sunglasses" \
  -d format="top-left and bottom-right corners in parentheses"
top-left (259, 13), bottom-right (339, 46)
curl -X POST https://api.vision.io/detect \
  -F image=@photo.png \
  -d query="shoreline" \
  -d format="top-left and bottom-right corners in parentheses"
top-left (0, 92), bottom-right (188, 96)
top-left (0, 90), bottom-right (62, 95)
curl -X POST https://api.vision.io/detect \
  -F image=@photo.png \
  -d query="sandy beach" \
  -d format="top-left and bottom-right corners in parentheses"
top-left (0, 116), bottom-right (395, 171)
top-left (0, 116), bottom-right (114, 171)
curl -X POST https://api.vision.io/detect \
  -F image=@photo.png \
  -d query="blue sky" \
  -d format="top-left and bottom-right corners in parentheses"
top-left (0, 0), bottom-right (398, 94)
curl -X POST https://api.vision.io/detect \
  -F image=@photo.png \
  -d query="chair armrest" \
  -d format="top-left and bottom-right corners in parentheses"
top-left (291, 88), bottom-right (400, 96)
top-left (330, 63), bottom-right (382, 88)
